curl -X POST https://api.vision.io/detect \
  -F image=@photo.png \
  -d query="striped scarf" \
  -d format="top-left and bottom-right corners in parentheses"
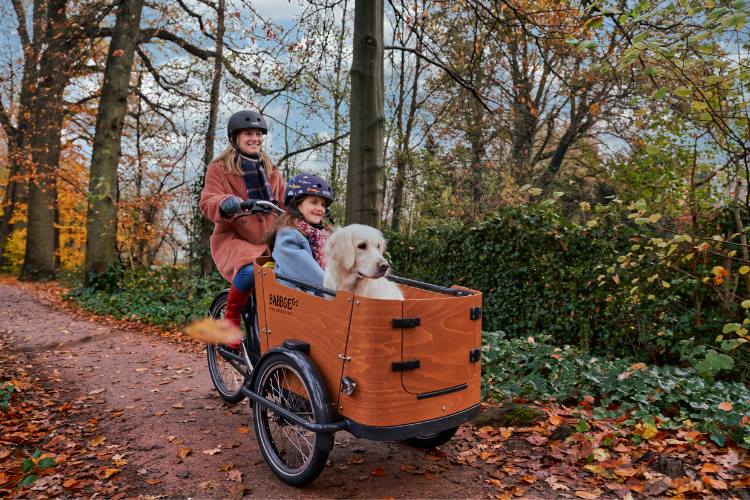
top-left (240, 156), bottom-right (274, 202)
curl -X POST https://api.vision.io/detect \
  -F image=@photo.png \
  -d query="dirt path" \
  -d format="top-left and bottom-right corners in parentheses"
top-left (0, 283), bottom-right (501, 498)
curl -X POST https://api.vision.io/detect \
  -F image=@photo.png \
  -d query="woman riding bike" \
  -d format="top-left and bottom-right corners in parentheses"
top-left (199, 110), bottom-right (285, 348)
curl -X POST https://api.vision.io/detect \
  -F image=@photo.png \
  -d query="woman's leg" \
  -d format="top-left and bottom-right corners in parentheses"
top-left (224, 264), bottom-right (254, 348)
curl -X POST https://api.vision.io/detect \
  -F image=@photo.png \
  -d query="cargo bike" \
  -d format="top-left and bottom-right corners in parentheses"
top-left (205, 201), bottom-right (483, 486)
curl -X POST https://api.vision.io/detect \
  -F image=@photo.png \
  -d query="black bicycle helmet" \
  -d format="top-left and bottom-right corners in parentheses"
top-left (227, 110), bottom-right (267, 144)
top-left (284, 173), bottom-right (334, 207)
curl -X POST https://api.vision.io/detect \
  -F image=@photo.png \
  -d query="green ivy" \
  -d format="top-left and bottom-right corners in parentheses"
top-left (481, 331), bottom-right (750, 448)
top-left (66, 267), bottom-right (226, 328)
top-left (387, 203), bottom-right (749, 380)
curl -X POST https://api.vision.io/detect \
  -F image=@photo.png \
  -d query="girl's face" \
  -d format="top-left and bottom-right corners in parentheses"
top-left (236, 129), bottom-right (264, 156)
top-left (297, 196), bottom-right (327, 225)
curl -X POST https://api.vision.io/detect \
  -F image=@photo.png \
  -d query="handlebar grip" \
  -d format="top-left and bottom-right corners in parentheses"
top-left (239, 200), bottom-right (285, 215)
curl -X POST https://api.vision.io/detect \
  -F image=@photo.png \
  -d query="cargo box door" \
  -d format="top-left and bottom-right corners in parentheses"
top-left (399, 295), bottom-right (479, 396)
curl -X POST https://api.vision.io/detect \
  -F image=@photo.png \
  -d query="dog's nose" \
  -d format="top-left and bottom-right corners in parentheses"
top-left (378, 262), bottom-right (389, 274)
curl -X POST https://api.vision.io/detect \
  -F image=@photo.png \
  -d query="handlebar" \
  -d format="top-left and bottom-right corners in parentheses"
top-left (239, 199), bottom-right (285, 215)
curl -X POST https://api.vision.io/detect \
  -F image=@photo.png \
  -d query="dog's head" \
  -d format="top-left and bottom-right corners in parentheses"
top-left (325, 224), bottom-right (390, 279)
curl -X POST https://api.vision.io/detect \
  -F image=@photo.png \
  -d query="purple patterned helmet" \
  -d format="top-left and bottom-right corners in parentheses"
top-left (284, 173), bottom-right (334, 207)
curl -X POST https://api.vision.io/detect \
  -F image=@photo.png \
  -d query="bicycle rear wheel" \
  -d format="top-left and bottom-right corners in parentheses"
top-left (206, 291), bottom-right (247, 403)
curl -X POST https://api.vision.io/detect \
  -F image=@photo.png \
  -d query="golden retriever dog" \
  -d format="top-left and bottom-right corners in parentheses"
top-left (324, 224), bottom-right (405, 300)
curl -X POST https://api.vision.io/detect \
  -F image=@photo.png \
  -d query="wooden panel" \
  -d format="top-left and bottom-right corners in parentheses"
top-left (400, 295), bottom-right (477, 394)
top-left (255, 265), bottom-right (354, 409)
top-left (339, 292), bottom-right (482, 427)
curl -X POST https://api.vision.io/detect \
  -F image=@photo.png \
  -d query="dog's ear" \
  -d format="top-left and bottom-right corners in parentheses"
top-left (328, 228), bottom-right (356, 270)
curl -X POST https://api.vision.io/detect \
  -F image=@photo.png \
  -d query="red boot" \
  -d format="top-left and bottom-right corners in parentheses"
top-left (224, 285), bottom-right (251, 349)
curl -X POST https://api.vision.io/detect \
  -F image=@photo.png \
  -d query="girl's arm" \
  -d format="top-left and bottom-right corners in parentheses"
top-left (272, 228), bottom-right (325, 286)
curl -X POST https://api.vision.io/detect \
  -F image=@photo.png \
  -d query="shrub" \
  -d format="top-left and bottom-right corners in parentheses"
top-left (482, 331), bottom-right (750, 448)
top-left (387, 203), bottom-right (749, 380)
top-left (66, 267), bottom-right (225, 327)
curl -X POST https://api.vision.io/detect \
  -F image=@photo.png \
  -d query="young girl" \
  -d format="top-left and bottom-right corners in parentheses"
top-left (266, 173), bottom-right (334, 287)
top-left (200, 110), bottom-right (285, 347)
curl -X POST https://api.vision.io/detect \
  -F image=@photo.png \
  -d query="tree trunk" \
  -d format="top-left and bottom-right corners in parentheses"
top-left (20, 79), bottom-right (64, 280)
top-left (19, 0), bottom-right (72, 281)
top-left (195, 0), bottom-right (225, 277)
top-left (346, 0), bottom-right (384, 226)
top-left (0, 154), bottom-right (21, 264)
top-left (84, 0), bottom-right (145, 284)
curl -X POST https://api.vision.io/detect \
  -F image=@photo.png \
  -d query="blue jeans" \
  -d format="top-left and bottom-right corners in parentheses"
top-left (232, 264), bottom-right (255, 292)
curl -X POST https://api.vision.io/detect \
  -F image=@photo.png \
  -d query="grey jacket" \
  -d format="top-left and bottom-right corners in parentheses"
top-left (272, 227), bottom-right (325, 288)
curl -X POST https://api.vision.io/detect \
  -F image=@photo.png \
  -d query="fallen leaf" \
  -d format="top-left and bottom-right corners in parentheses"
top-left (102, 468), bottom-right (120, 479)
top-left (145, 478), bottom-right (162, 485)
top-left (172, 403), bottom-right (184, 409)
top-left (718, 449), bottom-right (739, 468)
top-left (227, 469), bottom-right (242, 482)
top-left (718, 401), bottom-right (733, 412)
top-left (702, 475), bottom-right (728, 490)
top-left (486, 478), bottom-right (504, 488)
top-left (401, 463), bottom-right (423, 474)
top-left (549, 415), bottom-right (562, 426)
top-left (202, 448), bottom-right (221, 456)
top-left (218, 463), bottom-right (234, 471)
top-left (575, 489), bottom-right (602, 499)
top-left (62, 478), bottom-right (80, 489)
top-left (178, 448), bottom-right (191, 459)
top-left (614, 467), bottom-right (638, 477)
top-left (545, 476), bottom-right (570, 491)
top-left (700, 463), bottom-right (721, 474)
top-left (371, 467), bottom-right (386, 477)
top-left (350, 455), bottom-right (365, 464)
top-left (89, 435), bottom-right (106, 447)
top-left (238, 427), bottom-right (250, 434)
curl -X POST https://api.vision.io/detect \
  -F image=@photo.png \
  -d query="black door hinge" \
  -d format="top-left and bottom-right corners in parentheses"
top-left (470, 307), bottom-right (482, 320)
top-left (469, 348), bottom-right (481, 363)
top-left (392, 359), bottom-right (420, 371)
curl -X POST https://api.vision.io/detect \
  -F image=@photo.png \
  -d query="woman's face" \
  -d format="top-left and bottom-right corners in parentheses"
top-left (297, 196), bottom-right (327, 225)
top-left (236, 128), bottom-right (264, 156)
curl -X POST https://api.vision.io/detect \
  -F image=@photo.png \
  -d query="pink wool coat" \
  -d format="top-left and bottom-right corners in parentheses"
top-left (199, 160), bottom-right (286, 282)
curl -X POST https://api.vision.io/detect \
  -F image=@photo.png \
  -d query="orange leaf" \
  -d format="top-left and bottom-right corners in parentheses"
top-left (112, 49), bottom-right (125, 57)
top-left (371, 467), bottom-right (386, 477)
top-left (102, 468), bottom-right (120, 479)
top-left (702, 475), bottom-right (728, 490)
top-left (145, 478), bottom-right (162, 485)
top-left (178, 448), bottom-right (190, 459)
top-left (549, 415), bottom-right (562, 426)
top-left (718, 401), bottom-right (733, 411)
top-left (700, 463), bottom-right (721, 474)
top-left (575, 490), bottom-right (601, 499)
top-left (238, 427), bottom-right (250, 434)
top-left (63, 479), bottom-right (81, 489)
top-left (615, 468), bottom-right (638, 477)
top-left (89, 435), bottom-right (106, 447)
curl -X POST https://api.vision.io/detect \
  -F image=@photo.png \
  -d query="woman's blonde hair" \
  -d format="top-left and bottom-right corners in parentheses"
top-left (211, 145), bottom-right (276, 176)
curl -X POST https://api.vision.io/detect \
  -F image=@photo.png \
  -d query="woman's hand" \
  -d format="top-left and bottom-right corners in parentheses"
top-left (219, 196), bottom-right (243, 218)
